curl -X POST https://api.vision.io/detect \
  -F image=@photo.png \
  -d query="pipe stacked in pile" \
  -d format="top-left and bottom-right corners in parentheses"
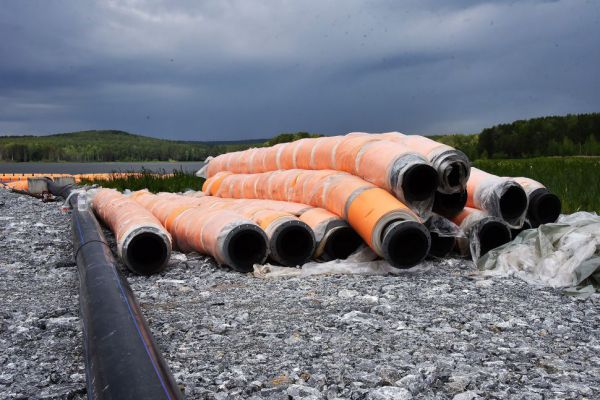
top-left (90, 188), bottom-right (173, 274)
top-left (130, 191), bottom-right (269, 272)
top-left (150, 192), bottom-right (316, 267)
top-left (203, 169), bottom-right (431, 268)
top-left (205, 133), bottom-right (439, 217)
top-left (466, 167), bottom-right (529, 228)
top-left (374, 131), bottom-right (471, 194)
top-left (183, 192), bottom-right (364, 262)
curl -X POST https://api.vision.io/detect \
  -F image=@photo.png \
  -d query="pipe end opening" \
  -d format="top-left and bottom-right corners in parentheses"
top-left (402, 164), bottom-right (439, 202)
top-left (322, 226), bottom-right (363, 261)
top-left (530, 189), bottom-right (561, 226)
top-left (433, 190), bottom-right (468, 218)
top-left (382, 221), bottom-right (431, 269)
top-left (499, 185), bottom-right (528, 222)
top-left (478, 220), bottom-right (511, 256)
top-left (226, 226), bottom-right (269, 272)
top-left (272, 222), bottom-right (316, 267)
top-left (428, 233), bottom-right (456, 258)
top-left (126, 232), bottom-right (170, 275)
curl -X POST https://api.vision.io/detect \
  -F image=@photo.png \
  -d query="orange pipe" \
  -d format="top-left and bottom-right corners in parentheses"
top-left (204, 133), bottom-right (439, 217)
top-left (183, 192), bottom-right (363, 261)
top-left (451, 206), bottom-right (511, 262)
top-left (130, 191), bottom-right (268, 272)
top-left (512, 177), bottom-right (561, 227)
top-left (376, 131), bottom-right (471, 194)
top-left (466, 167), bottom-right (528, 228)
top-left (90, 189), bottom-right (172, 274)
top-left (203, 169), bottom-right (431, 268)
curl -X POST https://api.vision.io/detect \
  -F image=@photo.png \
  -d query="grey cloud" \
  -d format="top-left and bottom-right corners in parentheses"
top-left (0, 0), bottom-right (598, 139)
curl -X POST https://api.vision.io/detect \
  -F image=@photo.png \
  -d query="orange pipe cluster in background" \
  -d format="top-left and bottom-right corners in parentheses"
top-left (205, 133), bottom-right (439, 217)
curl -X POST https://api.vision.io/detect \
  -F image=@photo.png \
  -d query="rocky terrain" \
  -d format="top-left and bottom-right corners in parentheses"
top-left (1, 189), bottom-right (599, 399)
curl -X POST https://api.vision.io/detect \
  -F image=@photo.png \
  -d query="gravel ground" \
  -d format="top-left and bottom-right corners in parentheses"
top-left (1, 189), bottom-right (599, 399)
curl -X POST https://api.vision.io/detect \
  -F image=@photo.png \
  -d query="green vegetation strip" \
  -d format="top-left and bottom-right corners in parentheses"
top-left (81, 157), bottom-right (599, 214)
top-left (79, 169), bottom-right (205, 193)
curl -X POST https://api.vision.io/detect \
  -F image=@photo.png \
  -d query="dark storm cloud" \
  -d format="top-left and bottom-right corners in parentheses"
top-left (0, 0), bottom-right (598, 139)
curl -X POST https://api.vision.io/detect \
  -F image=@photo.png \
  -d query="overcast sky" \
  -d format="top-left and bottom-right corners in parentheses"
top-left (0, 0), bottom-right (599, 140)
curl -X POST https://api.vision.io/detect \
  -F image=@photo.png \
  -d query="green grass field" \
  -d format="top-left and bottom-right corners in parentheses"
top-left (79, 169), bottom-right (206, 193)
top-left (82, 157), bottom-right (599, 214)
top-left (474, 157), bottom-right (599, 213)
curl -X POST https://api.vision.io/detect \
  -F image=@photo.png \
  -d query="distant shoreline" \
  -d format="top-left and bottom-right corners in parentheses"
top-left (0, 161), bottom-right (205, 174)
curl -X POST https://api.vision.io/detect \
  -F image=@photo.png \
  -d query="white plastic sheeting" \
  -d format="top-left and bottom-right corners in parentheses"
top-left (477, 212), bottom-right (600, 294)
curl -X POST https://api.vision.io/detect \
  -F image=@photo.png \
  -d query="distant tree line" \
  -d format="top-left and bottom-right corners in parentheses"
top-left (476, 113), bottom-right (600, 158)
top-left (1, 114), bottom-right (599, 162)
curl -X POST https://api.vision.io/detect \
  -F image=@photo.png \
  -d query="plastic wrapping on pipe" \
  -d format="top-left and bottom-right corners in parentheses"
top-left (376, 131), bottom-right (471, 194)
top-left (452, 206), bottom-right (512, 263)
top-left (89, 188), bottom-right (172, 274)
top-left (467, 167), bottom-right (529, 228)
top-left (203, 169), bottom-right (431, 268)
top-left (425, 214), bottom-right (463, 258)
top-left (130, 191), bottom-right (268, 272)
top-left (512, 177), bottom-right (561, 227)
top-left (203, 133), bottom-right (438, 217)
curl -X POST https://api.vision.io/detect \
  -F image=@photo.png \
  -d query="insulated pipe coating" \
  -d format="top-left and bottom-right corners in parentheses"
top-left (45, 182), bottom-right (183, 400)
top-left (149, 193), bottom-right (316, 267)
top-left (376, 131), bottom-right (471, 194)
top-left (513, 177), bottom-right (561, 227)
top-left (204, 133), bottom-right (439, 217)
top-left (184, 192), bottom-right (363, 261)
top-left (90, 188), bottom-right (172, 274)
top-left (466, 168), bottom-right (529, 228)
top-left (130, 191), bottom-right (268, 272)
top-left (452, 206), bottom-right (512, 262)
top-left (203, 170), bottom-right (431, 268)
top-left (298, 207), bottom-right (363, 261)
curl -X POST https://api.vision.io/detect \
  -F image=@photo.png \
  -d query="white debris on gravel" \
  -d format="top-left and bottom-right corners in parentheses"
top-left (1, 189), bottom-right (600, 399)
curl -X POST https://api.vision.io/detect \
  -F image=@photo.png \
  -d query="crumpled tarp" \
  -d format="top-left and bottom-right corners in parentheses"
top-left (253, 245), bottom-right (434, 278)
top-left (477, 212), bottom-right (600, 296)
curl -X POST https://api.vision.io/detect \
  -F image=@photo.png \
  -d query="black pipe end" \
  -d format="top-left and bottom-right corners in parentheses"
top-left (402, 164), bottom-right (439, 202)
top-left (528, 188), bottom-right (561, 227)
top-left (125, 232), bottom-right (170, 275)
top-left (510, 220), bottom-right (532, 239)
top-left (428, 232), bottom-right (456, 258)
top-left (499, 184), bottom-right (528, 222)
top-left (224, 224), bottom-right (269, 273)
top-left (478, 220), bottom-right (512, 256)
top-left (321, 226), bottom-right (363, 262)
top-left (381, 220), bottom-right (431, 269)
top-left (433, 190), bottom-right (468, 218)
top-left (446, 162), bottom-right (465, 189)
top-left (271, 221), bottom-right (316, 267)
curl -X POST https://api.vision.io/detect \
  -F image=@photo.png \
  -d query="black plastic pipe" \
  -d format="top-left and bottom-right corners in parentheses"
top-left (433, 190), bottom-right (468, 218)
top-left (527, 188), bottom-right (561, 227)
top-left (402, 163), bottom-right (440, 202)
top-left (381, 220), bottom-right (431, 269)
top-left (319, 226), bottom-right (363, 262)
top-left (48, 182), bottom-right (183, 400)
top-left (269, 220), bottom-right (316, 267)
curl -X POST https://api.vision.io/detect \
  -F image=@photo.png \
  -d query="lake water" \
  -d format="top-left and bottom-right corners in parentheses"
top-left (0, 161), bottom-right (205, 174)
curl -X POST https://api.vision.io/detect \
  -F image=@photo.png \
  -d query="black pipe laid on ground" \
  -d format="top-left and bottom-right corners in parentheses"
top-left (47, 181), bottom-right (183, 400)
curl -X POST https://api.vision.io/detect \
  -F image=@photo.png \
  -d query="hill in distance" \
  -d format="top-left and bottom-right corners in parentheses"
top-left (1, 112), bottom-right (598, 162)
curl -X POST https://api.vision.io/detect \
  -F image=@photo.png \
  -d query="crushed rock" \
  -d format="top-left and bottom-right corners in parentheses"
top-left (1, 189), bottom-right (599, 399)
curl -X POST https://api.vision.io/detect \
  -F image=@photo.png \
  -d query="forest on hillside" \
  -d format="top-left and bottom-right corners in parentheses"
top-left (0, 114), bottom-right (598, 162)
